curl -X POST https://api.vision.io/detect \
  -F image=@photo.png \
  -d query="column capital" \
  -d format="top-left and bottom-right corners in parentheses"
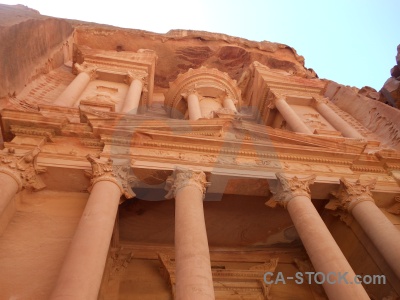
top-left (312, 97), bottom-right (330, 106)
top-left (181, 87), bottom-right (201, 101)
top-left (0, 147), bottom-right (46, 191)
top-left (330, 177), bottom-right (376, 212)
top-left (126, 70), bottom-right (147, 85)
top-left (75, 63), bottom-right (98, 80)
top-left (266, 173), bottom-right (316, 208)
top-left (165, 167), bottom-right (210, 199)
top-left (85, 155), bottom-right (137, 200)
top-left (267, 93), bottom-right (285, 110)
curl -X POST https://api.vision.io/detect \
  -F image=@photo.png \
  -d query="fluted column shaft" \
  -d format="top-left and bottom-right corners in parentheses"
top-left (166, 168), bottom-right (215, 300)
top-left (336, 178), bottom-right (400, 279)
top-left (314, 99), bottom-right (363, 139)
top-left (50, 156), bottom-right (135, 300)
top-left (274, 98), bottom-right (313, 134)
top-left (121, 78), bottom-right (143, 114)
top-left (269, 173), bottom-right (369, 300)
top-left (54, 64), bottom-right (95, 107)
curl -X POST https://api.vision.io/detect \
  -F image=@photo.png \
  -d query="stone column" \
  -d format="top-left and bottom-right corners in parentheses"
top-left (313, 98), bottom-right (364, 139)
top-left (222, 95), bottom-right (238, 113)
top-left (267, 173), bottom-right (369, 300)
top-left (334, 178), bottom-right (400, 279)
top-left (183, 89), bottom-right (202, 120)
top-left (272, 98), bottom-right (313, 134)
top-left (222, 90), bottom-right (237, 113)
top-left (165, 168), bottom-right (215, 300)
top-left (50, 155), bottom-right (136, 300)
top-left (53, 63), bottom-right (96, 107)
top-left (121, 71), bottom-right (146, 114)
top-left (0, 147), bottom-right (46, 234)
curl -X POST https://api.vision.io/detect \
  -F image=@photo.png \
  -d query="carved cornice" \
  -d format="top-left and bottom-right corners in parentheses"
top-left (266, 173), bottom-right (316, 208)
top-left (10, 125), bottom-right (55, 142)
top-left (85, 154), bottom-right (137, 199)
top-left (0, 147), bottom-right (46, 191)
top-left (328, 177), bottom-right (376, 212)
top-left (165, 167), bottom-right (210, 199)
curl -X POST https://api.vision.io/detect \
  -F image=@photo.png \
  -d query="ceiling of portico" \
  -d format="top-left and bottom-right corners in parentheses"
top-left (119, 194), bottom-right (327, 249)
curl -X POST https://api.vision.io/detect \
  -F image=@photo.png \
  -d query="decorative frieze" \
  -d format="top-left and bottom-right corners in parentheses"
top-left (164, 167), bottom-right (210, 199)
top-left (158, 253), bottom-right (279, 300)
top-left (266, 173), bottom-right (316, 208)
top-left (10, 125), bottom-right (55, 142)
top-left (0, 147), bottom-right (46, 191)
top-left (85, 154), bottom-right (137, 199)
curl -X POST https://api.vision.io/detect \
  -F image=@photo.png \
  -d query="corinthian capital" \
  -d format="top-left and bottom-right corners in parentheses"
top-left (165, 167), bottom-right (210, 199)
top-left (312, 97), bottom-right (329, 107)
top-left (0, 147), bottom-right (46, 191)
top-left (328, 178), bottom-right (376, 212)
top-left (126, 70), bottom-right (147, 84)
top-left (75, 63), bottom-right (98, 80)
top-left (86, 154), bottom-right (137, 199)
top-left (266, 173), bottom-right (316, 208)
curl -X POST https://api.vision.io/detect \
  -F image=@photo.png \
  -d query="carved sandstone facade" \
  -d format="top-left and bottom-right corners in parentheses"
top-left (0, 4), bottom-right (400, 300)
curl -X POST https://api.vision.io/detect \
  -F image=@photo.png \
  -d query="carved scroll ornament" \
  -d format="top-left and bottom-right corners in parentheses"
top-left (165, 167), bottom-right (210, 199)
top-left (0, 147), bottom-right (46, 191)
top-left (266, 173), bottom-right (316, 208)
top-left (328, 178), bottom-right (376, 212)
top-left (86, 154), bottom-right (137, 199)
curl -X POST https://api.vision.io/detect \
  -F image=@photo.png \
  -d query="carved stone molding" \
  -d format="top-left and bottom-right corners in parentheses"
top-left (329, 210), bottom-right (354, 227)
top-left (85, 154), bottom-right (137, 199)
top-left (0, 147), bottom-right (46, 191)
top-left (158, 253), bottom-right (278, 300)
top-left (109, 249), bottom-right (134, 279)
top-left (266, 173), bottom-right (316, 208)
top-left (329, 177), bottom-right (376, 212)
top-left (386, 196), bottom-right (400, 215)
top-left (164, 167), bottom-right (210, 199)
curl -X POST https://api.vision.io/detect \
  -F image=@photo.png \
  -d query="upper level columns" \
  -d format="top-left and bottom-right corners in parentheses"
top-left (121, 71), bottom-right (145, 114)
top-left (222, 92), bottom-right (238, 113)
top-left (50, 155), bottom-right (136, 300)
top-left (183, 89), bottom-right (202, 121)
top-left (53, 63), bottom-right (96, 107)
top-left (334, 178), bottom-right (400, 279)
top-left (273, 98), bottom-right (313, 134)
top-left (313, 98), bottom-right (364, 139)
top-left (165, 168), bottom-right (215, 300)
top-left (268, 173), bottom-right (369, 300)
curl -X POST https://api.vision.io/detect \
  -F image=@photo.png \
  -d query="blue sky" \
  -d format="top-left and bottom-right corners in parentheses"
top-left (2, 0), bottom-right (399, 90)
